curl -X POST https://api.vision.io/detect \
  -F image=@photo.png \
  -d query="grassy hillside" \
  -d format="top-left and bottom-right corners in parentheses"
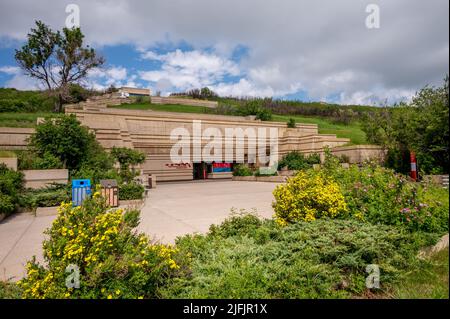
top-left (0, 88), bottom-right (367, 145)
top-left (111, 102), bottom-right (367, 144)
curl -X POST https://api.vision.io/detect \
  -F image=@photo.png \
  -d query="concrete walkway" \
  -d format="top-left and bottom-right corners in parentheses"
top-left (137, 180), bottom-right (277, 243)
top-left (0, 180), bottom-right (278, 281)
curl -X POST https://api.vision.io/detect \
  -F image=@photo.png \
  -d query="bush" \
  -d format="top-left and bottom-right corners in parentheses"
top-left (232, 164), bottom-right (253, 176)
top-left (287, 118), bottom-right (296, 128)
top-left (119, 182), bottom-right (145, 200)
top-left (28, 114), bottom-right (106, 170)
top-left (322, 158), bottom-right (449, 233)
top-left (272, 171), bottom-right (348, 225)
top-left (278, 151), bottom-right (320, 171)
top-left (19, 184), bottom-right (70, 209)
top-left (17, 194), bottom-right (185, 299)
top-left (0, 88), bottom-right (54, 113)
top-left (110, 147), bottom-right (146, 183)
top-left (236, 99), bottom-right (272, 121)
top-left (0, 163), bottom-right (24, 216)
top-left (160, 216), bottom-right (437, 299)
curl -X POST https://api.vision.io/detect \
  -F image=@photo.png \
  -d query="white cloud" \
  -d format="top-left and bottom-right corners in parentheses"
top-left (139, 49), bottom-right (240, 93)
top-left (0, 66), bottom-right (20, 75)
top-left (0, 0), bottom-right (448, 104)
top-left (86, 66), bottom-right (132, 89)
top-left (0, 65), bottom-right (40, 90)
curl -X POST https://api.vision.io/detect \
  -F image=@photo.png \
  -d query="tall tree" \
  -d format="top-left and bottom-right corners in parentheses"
top-left (15, 21), bottom-right (104, 112)
top-left (362, 76), bottom-right (449, 175)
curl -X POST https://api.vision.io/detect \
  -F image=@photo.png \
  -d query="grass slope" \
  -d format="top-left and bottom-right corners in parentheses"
top-left (0, 112), bottom-right (61, 127)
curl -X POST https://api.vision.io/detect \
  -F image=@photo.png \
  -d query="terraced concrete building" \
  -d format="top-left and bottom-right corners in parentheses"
top-left (63, 96), bottom-right (384, 182)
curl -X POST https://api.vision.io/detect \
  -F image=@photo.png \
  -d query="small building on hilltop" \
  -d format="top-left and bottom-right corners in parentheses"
top-left (119, 87), bottom-right (151, 97)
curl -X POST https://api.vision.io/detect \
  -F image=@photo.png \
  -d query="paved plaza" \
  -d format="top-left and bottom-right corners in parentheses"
top-left (0, 181), bottom-right (277, 281)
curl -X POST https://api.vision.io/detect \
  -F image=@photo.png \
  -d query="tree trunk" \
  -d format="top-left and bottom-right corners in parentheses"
top-left (54, 93), bottom-right (63, 113)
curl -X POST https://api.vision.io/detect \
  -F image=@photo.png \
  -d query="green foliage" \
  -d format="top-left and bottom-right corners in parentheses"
top-left (236, 99), bottom-right (273, 121)
top-left (118, 182), bottom-right (145, 200)
top-left (277, 151), bottom-right (320, 170)
top-left (110, 147), bottom-right (146, 183)
top-left (0, 281), bottom-right (22, 299)
top-left (362, 76), bottom-right (449, 174)
top-left (0, 164), bottom-right (24, 216)
top-left (19, 184), bottom-right (70, 210)
top-left (391, 249), bottom-right (449, 299)
top-left (321, 159), bottom-right (449, 233)
top-left (15, 21), bottom-right (104, 112)
top-left (28, 114), bottom-right (105, 170)
top-left (232, 164), bottom-right (253, 176)
top-left (160, 217), bottom-right (437, 299)
top-left (272, 171), bottom-right (348, 225)
top-left (0, 88), bottom-right (54, 113)
top-left (287, 118), bottom-right (296, 128)
top-left (18, 195), bottom-right (184, 299)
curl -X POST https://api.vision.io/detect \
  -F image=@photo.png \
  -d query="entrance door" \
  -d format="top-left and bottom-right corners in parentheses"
top-left (193, 162), bottom-right (208, 179)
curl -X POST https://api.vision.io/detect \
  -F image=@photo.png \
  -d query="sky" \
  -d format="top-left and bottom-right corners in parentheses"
top-left (0, 0), bottom-right (448, 105)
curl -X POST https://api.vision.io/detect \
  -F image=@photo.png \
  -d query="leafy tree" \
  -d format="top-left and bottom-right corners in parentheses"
top-left (28, 114), bottom-right (108, 170)
top-left (362, 76), bottom-right (449, 174)
top-left (15, 21), bottom-right (104, 112)
top-left (110, 147), bottom-right (146, 182)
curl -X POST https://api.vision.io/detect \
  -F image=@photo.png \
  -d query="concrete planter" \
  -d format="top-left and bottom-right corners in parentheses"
top-left (256, 176), bottom-right (287, 183)
top-left (119, 199), bottom-right (144, 208)
top-left (278, 170), bottom-right (297, 176)
top-left (0, 157), bottom-right (18, 171)
top-left (0, 213), bottom-right (6, 223)
top-left (232, 176), bottom-right (257, 182)
top-left (23, 169), bottom-right (69, 189)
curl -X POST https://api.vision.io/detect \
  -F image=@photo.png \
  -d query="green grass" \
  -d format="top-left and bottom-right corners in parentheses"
top-left (111, 103), bottom-right (367, 145)
top-left (0, 150), bottom-right (16, 157)
top-left (0, 112), bottom-right (61, 127)
top-left (0, 281), bottom-right (21, 299)
top-left (110, 103), bottom-right (211, 114)
top-left (272, 114), bottom-right (367, 145)
top-left (389, 249), bottom-right (449, 299)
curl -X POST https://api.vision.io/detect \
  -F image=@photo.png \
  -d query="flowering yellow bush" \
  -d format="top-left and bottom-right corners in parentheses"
top-left (272, 171), bottom-right (348, 225)
top-left (18, 192), bottom-right (184, 299)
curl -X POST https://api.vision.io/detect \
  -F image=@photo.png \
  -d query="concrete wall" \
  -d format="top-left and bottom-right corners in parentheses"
top-left (63, 106), bottom-right (360, 181)
top-left (0, 157), bottom-right (18, 171)
top-left (151, 96), bottom-right (218, 108)
top-left (330, 145), bottom-right (386, 164)
top-left (0, 127), bottom-right (33, 150)
top-left (23, 169), bottom-right (69, 189)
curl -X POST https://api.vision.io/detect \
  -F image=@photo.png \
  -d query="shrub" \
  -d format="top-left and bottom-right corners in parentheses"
top-left (0, 88), bottom-right (54, 113)
top-left (160, 216), bottom-right (437, 299)
top-left (110, 147), bottom-right (146, 183)
top-left (272, 171), bottom-right (348, 225)
top-left (287, 118), bottom-right (296, 128)
top-left (232, 164), bottom-right (253, 176)
top-left (278, 151), bottom-right (320, 171)
top-left (0, 164), bottom-right (24, 216)
top-left (119, 182), bottom-right (145, 200)
top-left (236, 99), bottom-right (272, 121)
top-left (19, 184), bottom-right (70, 209)
top-left (28, 115), bottom-right (106, 170)
top-left (17, 193), bottom-right (184, 299)
top-left (322, 159), bottom-right (449, 233)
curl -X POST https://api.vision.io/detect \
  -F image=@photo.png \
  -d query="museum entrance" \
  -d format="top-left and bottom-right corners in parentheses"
top-left (193, 162), bottom-right (210, 179)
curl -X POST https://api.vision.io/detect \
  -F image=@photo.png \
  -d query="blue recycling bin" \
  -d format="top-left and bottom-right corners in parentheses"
top-left (72, 179), bottom-right (92, 207)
